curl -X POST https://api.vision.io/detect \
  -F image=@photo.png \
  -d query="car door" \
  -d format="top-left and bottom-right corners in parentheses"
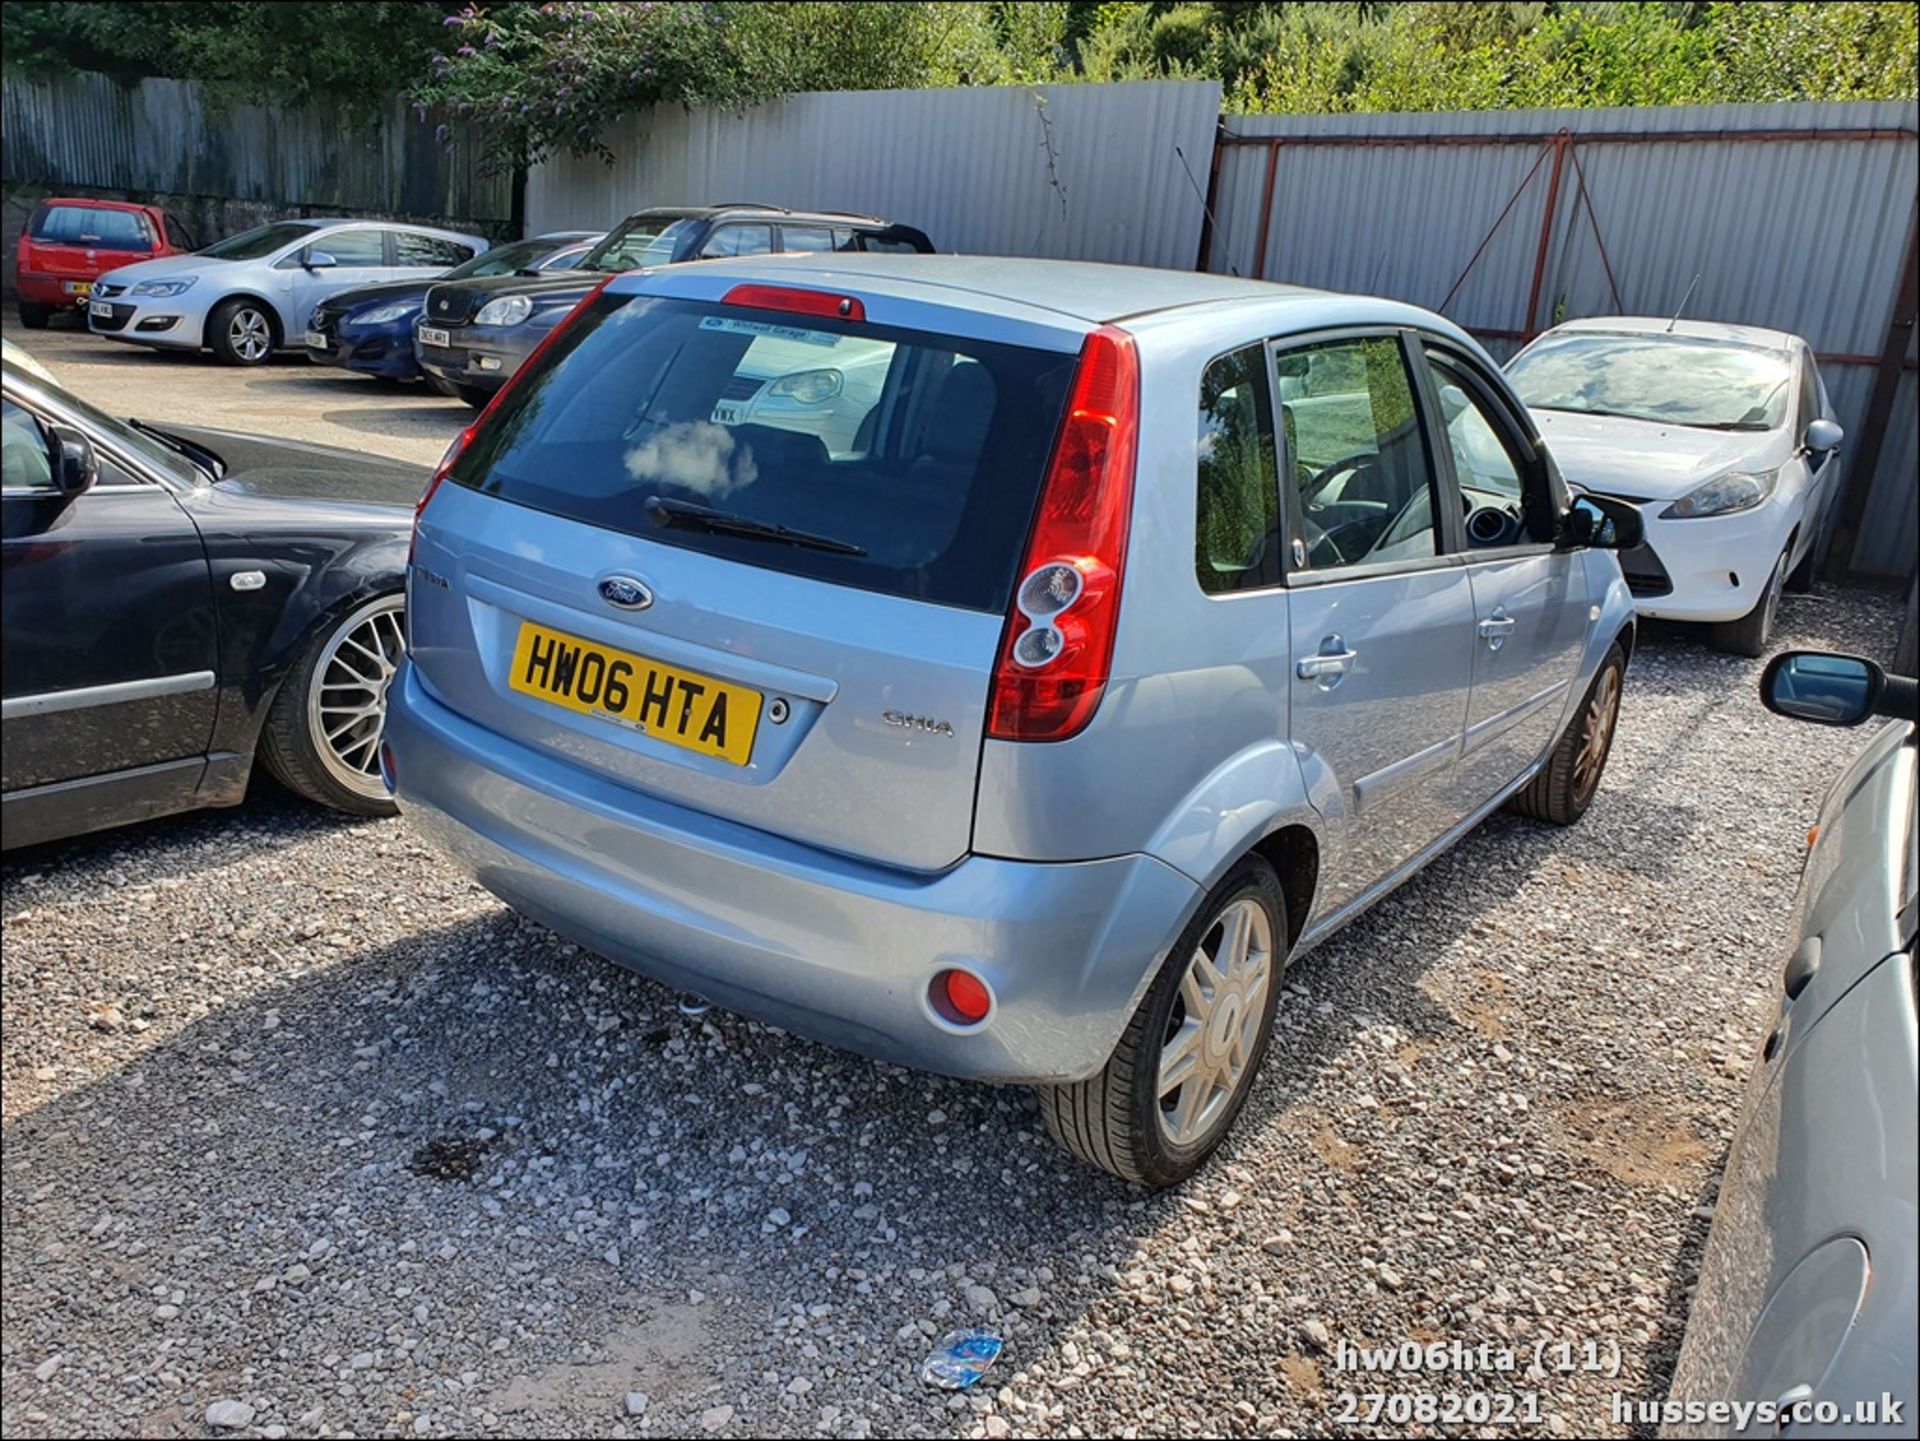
top-left (285, 227), bottom-right (389, 332)
top-left (1415, 341), bottom-right (1592, 807)
top-left (1795, 347), bottom-right (1842, 558)
top-left (1276, 330), bottom-right (1478, 914)
top-left (1, 392), bottom-right (218, 801)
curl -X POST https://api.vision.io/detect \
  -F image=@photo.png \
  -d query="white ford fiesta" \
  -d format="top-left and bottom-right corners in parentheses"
top-left (1507, 318), bottom-right (1844, 656)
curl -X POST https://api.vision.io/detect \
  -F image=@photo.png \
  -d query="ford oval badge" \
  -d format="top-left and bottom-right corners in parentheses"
top-left (598, 575), bottom-right (654, 611)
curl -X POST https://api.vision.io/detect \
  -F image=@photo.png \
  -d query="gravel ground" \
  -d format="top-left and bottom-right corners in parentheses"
top-left (1, 587), bottom-right (1904, 1440)
top-left (5, 322), bottom-right (467, 467)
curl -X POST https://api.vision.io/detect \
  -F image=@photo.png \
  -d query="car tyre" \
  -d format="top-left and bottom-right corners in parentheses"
top-left (209, 297), bottom-right (278, 366)
top-left (1784, 539), bottom-right (1818, 594)
top-left (1038, 856), bottom-right (1285, 1188)
top-left (260, 593), bottom-right (405, 817)
top-left (1708, 548), bottom-right (1788, 657)
top-left (1509, 641), bottom-right (1625, 826)
top-left (17, 301), bottom-right (51, 329)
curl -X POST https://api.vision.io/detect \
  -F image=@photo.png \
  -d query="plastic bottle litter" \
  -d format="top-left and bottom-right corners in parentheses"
top-left (919, 1329), bottom-right (1004, 1390)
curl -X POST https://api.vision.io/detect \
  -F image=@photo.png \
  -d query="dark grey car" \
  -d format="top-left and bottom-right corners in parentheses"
top-left (413, 204), bottom-right (934, 405)
top-left (1661, 653), bottom-right (1917, 1437)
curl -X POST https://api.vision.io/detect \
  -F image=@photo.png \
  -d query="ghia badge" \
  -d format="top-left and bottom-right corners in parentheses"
top-left (597, 575), bottom-right (654, 610)
top-left (883, 710), bottom-right (955, 738)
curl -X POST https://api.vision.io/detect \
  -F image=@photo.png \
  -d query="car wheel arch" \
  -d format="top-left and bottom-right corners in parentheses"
top-left (203, 291), bottom-right (286, 352)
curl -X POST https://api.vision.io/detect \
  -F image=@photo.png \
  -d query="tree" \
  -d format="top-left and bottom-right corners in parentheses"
top-left (0, 0), bottom-right (456, 112)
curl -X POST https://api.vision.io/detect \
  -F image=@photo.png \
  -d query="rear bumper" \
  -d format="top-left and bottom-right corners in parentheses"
top-left (16, 272), bottom-right (96, 306)
top-left (386, 665), bottom-right (1200, 1084)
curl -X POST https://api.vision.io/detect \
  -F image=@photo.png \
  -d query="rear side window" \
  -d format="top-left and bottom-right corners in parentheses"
top-left (1195, 345), bottom-right (1281, 594)
top-left (163, 214), bottom-right (197, 249)
top-left (29, 204), bottom-right (152, 251)
top-left (396, 232), bottom-right (475, 267)
top-left (450, 295), bottom-right (1080, 612)
top-left (779, 226), bottom-right (836, 254)
top-left (859, 232), bottom-right (926, 254)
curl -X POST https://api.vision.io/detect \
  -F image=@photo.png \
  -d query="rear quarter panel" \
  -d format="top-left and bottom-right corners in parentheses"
top-left (972, 306), bottom-right (1322, 892)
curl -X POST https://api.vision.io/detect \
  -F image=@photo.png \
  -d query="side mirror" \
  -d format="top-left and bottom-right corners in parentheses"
top-left (1561, 493), bottom-right (1645, 551)
top-left (1761, 652), bottom-right (1883, 726)
top-left (1803, 417), bottom-right (1844, 454)
top-left (48, 424), bottom-right (98, 497)
top-left (303, 249), bottom-right (338, 270)
top-left (1438, 383), bottom-right (1471, 421)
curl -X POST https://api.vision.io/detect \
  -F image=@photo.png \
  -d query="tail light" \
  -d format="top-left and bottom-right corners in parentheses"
top-left (985, 325), bottom-right (1139, 742)
top-left (408, 275), bottom-right (615, 566)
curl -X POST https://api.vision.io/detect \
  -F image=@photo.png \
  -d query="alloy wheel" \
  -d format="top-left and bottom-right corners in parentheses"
top-left (1156, 896), bottom-right (1274, 1147)
top-left (307, 595), bottom-right (406, 800)
top-left (230, 307), bottom-right (272, 362)
top-left (1573, 663), bottom-right (1620, 804)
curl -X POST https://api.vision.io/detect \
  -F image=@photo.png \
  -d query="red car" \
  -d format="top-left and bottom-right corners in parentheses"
top-left (15, 198), bottom-right (197, 328)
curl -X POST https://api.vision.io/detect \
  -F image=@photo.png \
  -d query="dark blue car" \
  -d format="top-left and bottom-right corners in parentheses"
top-left (305, 232), bottom-right (599, 382)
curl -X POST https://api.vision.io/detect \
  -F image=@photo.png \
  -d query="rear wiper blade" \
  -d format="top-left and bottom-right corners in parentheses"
top-left (644, 496), bottom-right (867, 556)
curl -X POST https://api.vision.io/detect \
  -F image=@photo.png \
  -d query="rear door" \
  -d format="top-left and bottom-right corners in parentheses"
top-left (1275, 330), bottom-right (1477, 913)
top-left (409, 284), bottom-right (1083, 871)
top-left (1414, 340), bottom-right (1591, 805)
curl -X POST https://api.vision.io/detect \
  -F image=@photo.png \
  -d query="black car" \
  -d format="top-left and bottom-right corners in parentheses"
top-left (415, 204), bottom-right (935, 405)
top-left (305, 230), bottom-right (600, 383)
top-left (1, 355), bottom-right (422, 848)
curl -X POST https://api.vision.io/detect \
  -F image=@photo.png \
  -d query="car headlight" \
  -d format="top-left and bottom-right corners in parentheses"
top-left (765, 368), bottom-right (844, 405)
top-left (357, 301), bottom-right (420, 325)
top-left (130, 277), bottom-right (197, 298)
top-left (474, 294), bottom-right (533, 327)
top-left (1660, 468), bottom-right (1780, 519)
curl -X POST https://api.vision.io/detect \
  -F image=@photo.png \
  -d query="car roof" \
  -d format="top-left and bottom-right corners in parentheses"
top-left (615, 252), bottom-right (1329, 326)
top-left (35, 196), bottom-right (157, 212)
top-left (1542, 316), bottom-right (1804, 352)
top-left (629, 204), bottom-right (897, 226)
top-left (532, 230), bottom-right (601, 242)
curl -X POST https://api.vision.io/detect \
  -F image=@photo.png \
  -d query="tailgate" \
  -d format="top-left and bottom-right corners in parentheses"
top-left (408, 282), bottom-right (1083, 873)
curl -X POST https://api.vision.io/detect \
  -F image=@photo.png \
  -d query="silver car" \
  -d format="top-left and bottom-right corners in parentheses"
top-left (387, 256), bottom-right (1642, 1185)
top-left (1662, 652), bottom-right (1917, 1437)
top-left (87, 218), bottom-right (489, 365)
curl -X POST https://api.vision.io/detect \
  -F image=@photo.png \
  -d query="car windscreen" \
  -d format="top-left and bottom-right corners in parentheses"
top-left (29, 205), bottom-right (152, 251)
top-left (448, 294), bottom-right (1080, 613)
top-left (1507, 333), bottom-right (1793, 431)
top-left (581, 218), bottom-right (696, 273)
top-left (198, 221), bottom-right (324, 261)
top-left (444, 238), bottom-right (555, 280)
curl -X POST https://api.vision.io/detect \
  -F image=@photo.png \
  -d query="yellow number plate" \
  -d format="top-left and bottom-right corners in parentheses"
top-left (508, 621), bottom-right (761, 766)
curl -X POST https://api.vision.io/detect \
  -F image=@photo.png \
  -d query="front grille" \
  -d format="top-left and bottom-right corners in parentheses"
top-left (719, 373), bottom-right (764, 403)
top-left (309, 307), bottom-right (341, 336)
top-left (89, 303), bottom-right (134, 332)
top-left (92, 281), bottom-right (126, 298)
top-left (425, 286), bottom-right (478, 325)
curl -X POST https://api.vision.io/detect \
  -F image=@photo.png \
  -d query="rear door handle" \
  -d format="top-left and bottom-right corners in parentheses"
top-left (1297, 647), bottom-right (1358, 680)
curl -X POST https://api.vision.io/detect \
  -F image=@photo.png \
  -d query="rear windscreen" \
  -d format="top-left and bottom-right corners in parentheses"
top-left (449, 294), bottom-right (1079, 612)
top-left (30, 205), bottom-right (151, 250)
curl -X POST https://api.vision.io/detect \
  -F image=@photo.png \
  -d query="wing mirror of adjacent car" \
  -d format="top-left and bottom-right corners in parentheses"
top-left (1438, 383), bottom-right (1471, 421)
top-left (1560, 493), bottom-right (1645, 551)
top-left (1803, 417), bottom-right (1844, 454)
top-left (1761, 651), bottom-right (1920, 726)
top-left (303, 249), bottom-right (338, 270)
top-left (48, 424), bottom-right (98, 497)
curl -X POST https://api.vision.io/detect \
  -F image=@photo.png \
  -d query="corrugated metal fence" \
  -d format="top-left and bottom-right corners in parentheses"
top-left (525, 81), bottom-right (1222, 268)
top-left (1, 69), bottom-right (513, 230)
top-left (1204, 101), bottom-right (1919, 582)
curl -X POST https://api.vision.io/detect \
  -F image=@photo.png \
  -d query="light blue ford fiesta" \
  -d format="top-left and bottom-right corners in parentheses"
top-left (388, 254), bottom-right (1643, 1186)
